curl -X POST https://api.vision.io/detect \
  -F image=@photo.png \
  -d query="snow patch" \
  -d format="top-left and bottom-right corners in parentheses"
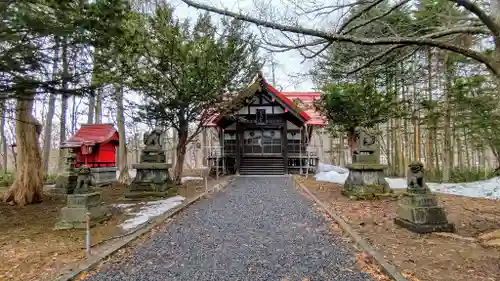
top-left (315, 162), bottom-right (500, 199)
top-left (117, 196), bottom-right (185, 231)
top-left (181, 176), bottom-right (203, 183)
top-left (116, 170), bottom-right (203, 183)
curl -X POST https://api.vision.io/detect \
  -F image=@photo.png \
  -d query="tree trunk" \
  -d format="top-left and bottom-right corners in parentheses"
top-left (442, 53), bottom-right (453, 182)
top-left (58, 38), bottom-right (69, 171)
top-left (71, 95), bottom-right (77, 134)
top-left (456, 126), bottom-right (463, 168)
top-left (492, 0), bottom-right (499, 169)
top-left (426, 48), bottom-right (434, 170)
top-left (171, 128), bottom-right (177, 167)
top-left (116, 87), bottom-right (131, 184)
top-left (338, 133), bottom-right (345, 166)
top-left (4, 92), bottom-right (43, 205)
top-left (94, 88), bottom-right (102, 124)
top-left (202, 128), bottom-right (207, 166)
top-left (87, 95), bottom-right (95, 124)
top-left (173, 127), bottom-right (188, 185)
top-left (0, 103), bottom-right (7, 173)
top-left (412, 54), bottom-right (421, 162)
top-left (42, 39), bottom-right (60, 174)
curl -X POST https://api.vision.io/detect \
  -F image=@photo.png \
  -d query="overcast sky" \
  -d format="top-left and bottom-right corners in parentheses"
top-left (169, 0), bottom-right (336, 91)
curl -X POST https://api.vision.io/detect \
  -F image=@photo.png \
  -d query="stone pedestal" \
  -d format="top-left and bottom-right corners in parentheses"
top-left (53, 149), bottom-right (78, 194)
top-left (90, 167), bottom-right (117, 187)
top-left (55, 192), bottom-right (109, 229)
top-left (394, 192), bottom-right (455, 233)
top-left (125, 163), bottom-right (174, 198)
top-left (53, 171), bottom-right (78, 195)
top-left (342, 163), bottom-right (391, 199)
top-left (140, 149), bottom-right (166, 163)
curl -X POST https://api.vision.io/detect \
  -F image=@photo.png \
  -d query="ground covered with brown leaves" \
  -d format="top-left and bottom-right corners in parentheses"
top-left (296, 176), bottom-right (500, 281)
top-left (0, 179), bottom-right (204, 281)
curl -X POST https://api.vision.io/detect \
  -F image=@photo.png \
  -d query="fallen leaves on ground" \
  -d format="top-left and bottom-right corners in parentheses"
top-left (355, 252), bottom-right (392, 281)
top-left (296, 176), bottom-right (500, 281)
top-left (0, 179), bottom-right (205, 281)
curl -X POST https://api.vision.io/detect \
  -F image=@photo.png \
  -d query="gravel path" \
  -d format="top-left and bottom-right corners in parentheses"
top-left (87, 176), bottom-right (372, 281)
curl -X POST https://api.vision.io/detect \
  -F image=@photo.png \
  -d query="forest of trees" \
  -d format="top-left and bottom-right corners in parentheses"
top-left (1, 0), bottom-right (499, 204)
top-left (0, 0), bottom-right (260, 205)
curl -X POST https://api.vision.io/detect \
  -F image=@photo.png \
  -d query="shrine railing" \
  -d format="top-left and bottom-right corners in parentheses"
top-left (75, 162), bottom-right (116, 168)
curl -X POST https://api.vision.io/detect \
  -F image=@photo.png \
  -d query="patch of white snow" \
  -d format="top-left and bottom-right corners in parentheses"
top-left (315, 162), bottom-right (500, 199)
top-left (119, 195), bottom-right (185, 231)
top-left (181, 176), bottom-right (203, 183)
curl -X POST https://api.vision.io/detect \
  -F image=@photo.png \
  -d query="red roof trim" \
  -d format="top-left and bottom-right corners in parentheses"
top-left (204, 72), bottom-right (327, 127)
top-left (261, 81), bottom-right (311, 121)
top-left (62, 124), bottom-right (119, 148)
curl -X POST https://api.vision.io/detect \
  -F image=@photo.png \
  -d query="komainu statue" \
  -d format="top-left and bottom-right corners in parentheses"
top-left (74, 166), bottom-right (92, 194)
top-left (143, 128), bottom-right (164, 150)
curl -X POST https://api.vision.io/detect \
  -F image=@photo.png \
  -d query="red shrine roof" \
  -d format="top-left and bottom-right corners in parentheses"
top-left (61, 123), bottom-right (119, 148)
top-left (204, 73), bottom-right (326, 127)
top-left (281, 92), bottom-right (326, 126)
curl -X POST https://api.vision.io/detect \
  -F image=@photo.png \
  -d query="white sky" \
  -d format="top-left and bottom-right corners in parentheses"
top-left (169, 0), bottom-right (333, 91)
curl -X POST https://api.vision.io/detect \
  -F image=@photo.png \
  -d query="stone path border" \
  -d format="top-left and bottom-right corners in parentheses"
top-left (54, 176), bottom-right (234, 281)
top-left (292, 177), bottom-right (408, 281)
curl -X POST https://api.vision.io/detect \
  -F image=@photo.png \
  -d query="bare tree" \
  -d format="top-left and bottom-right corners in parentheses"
top-left (58, 39), bottom-right (70, 171)
top-left (42, 39), bottom-right (60, 174)
top-left (116, 87), bottom-right (131, 184)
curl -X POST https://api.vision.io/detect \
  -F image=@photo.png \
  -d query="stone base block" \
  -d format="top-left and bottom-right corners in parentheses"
top-left (90, 167), bottom-right (117, 187)
top-left (66, 192), bottom-right (102, 207)
top-left (396, 202), bottom-right (449, 225)
top-left (127, 163), bottom-right (173, 197)
top-left (341, 184), bottom-right (387, 199)
top-left (140, 150), bottom-right (166, 163)
top-left (394, 217), bottom-right (455, 234)
top-left (55, 192), bottom-right (110, 230)
top-left (54, 172), bottom-right (78, 194)
top-left (343, 165), bottom-right (391, 198)
top-left (399, 193), bottom-right (439, 207)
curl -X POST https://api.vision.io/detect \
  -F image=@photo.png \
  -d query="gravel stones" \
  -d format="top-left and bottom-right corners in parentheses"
top-left (86, 176), bottom-right (372, 281)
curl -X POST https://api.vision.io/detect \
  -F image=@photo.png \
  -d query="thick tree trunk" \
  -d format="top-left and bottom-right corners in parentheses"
top-left (173, 128), bottom-right (188, 185)
top-left (116, 87), bottom-right (131, 184)
top-left (4, 92), bottom-right (43, 205)
top-left (0, 103), bottom-right (7, 173)
top-left (42, 39), bottom-right (60, 174)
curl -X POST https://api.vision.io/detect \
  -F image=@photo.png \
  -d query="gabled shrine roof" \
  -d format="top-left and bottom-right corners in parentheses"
top-left (281, 92), bottom-right (326, 126)
top-left (61, 123), bottom-right (119, 148)
top-left (204, 73), bottom-right (326, 127)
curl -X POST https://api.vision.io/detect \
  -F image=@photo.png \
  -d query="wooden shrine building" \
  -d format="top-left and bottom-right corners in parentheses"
top-left (204, 72), bottom-right (325, 175)
top-left (61, 123), bottom-right (119, 168)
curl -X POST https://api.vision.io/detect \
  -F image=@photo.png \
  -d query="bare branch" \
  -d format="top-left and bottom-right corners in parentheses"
top-left (450, 0), bottom-right (500, 35)
top-left (338, 0), bottom-right (386, 33)
top-left (343, 0), bottom-right (411, 34)
top-left (180, 0), bottom-right (498, 75)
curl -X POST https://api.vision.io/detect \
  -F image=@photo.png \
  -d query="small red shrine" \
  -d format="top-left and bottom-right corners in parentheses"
top-left (61, 123), bottom-right (119, 168)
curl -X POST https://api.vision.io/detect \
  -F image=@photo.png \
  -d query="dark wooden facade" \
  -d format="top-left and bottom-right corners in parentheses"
top-left (206, 73), bottom-right (319, 175)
